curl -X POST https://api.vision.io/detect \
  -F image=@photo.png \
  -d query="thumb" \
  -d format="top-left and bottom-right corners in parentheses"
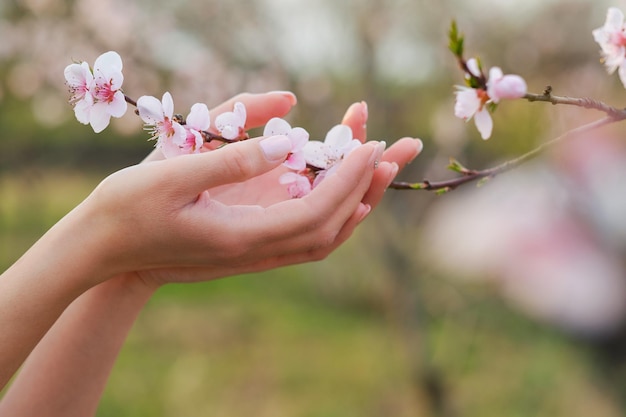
top-left (164, 135), bottom-right (292, 194)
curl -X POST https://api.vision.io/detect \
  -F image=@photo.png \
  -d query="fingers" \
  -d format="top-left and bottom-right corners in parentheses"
top-left (161, 134), bottom-right (292, 195)
top-left (210, 91), bottom-right (297, 130)
top-left (362, 138), bottom-right (423, 208)
top-left (256, 142), bottom-right (384, 243)
top-left (341, 101), bottom-right (368, 142)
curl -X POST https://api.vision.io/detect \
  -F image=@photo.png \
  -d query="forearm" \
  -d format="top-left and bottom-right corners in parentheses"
top-left (0, 200), bottom-right (113, 388)
top-left (0, 273), bottom-right (157, 417)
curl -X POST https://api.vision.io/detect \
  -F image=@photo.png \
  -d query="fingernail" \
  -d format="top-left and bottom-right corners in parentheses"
top-left (408, 138), bottom-right (424, 165)
top-left (387, 162), bottom-right (399, 188)
top-left (341, 101), bottom-right (368, 127)
top-left (357, 203), bottom-right (372, 223)
top-left (368, 141), bottom-right (386, 168)
top-left (269, 90), bottom-right (297, 105)
top-left (260, 135), bottom-right (292, 161)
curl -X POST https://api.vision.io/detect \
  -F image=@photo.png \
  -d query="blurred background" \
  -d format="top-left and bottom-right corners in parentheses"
top-left (2, 0), bottom-right (626, 415)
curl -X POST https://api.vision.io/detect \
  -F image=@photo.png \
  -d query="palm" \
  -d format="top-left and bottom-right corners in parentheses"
top-left (209, 164), bottom-right (292, 207)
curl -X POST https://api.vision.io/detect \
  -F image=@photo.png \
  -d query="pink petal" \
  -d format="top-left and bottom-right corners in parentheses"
top-left (263, 117), bottom-right (291, 136)
top-left (488, 73), bottom-right (527, 103)
top-left (64, 62), bottom-right (92, 87)
top-left (187, 103), bottom-right (210, 131)
top-left (606, 7), bottom-right (625, 33)
top-left (161, 92), bottom-right (174, 118)
top-left (288, 127), bottom-right (309, 151)
top-left (324, 124), bottom-right (353, 149)
top-left (284, 152), bottom-right (306, 171)
top-left (137, 95), bottom-right (165, 124)
top-left (474, 108), bottom-right (493, 140)
top-left (454, 87), bottom-right (481, 120)
top-left (108, 91), bottom-right (128, 117)
top-left (89, 102), bottom-right (112, 133)
top-left (303, 141), bottom-right (331, 169)
top-left (73, 99), bottom-right (92, 125)
top-left (233, 102), bottom-right (246, 124)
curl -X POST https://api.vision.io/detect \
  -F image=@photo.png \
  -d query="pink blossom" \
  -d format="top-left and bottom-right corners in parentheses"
top-left (263, 117), bottom-right (310, 171)
top-left (89, 51), bottom-right (127, 133)
top-left (303, 124), bottom-right (362, 188)
top-left (279, 172), bottom-right (312, 198)
top-left (454, 86), bottom-right (493, 140)
top-left (454, 66), bottom-right (526, 140)
top-left (178, 103), bottom-right (211, 156)
top-left (64, 51), bottom-right (127, 133)
top-left (593, 7), bottom-right (626, 87)
top-left (137, 92), bottom-right (187, 158)
top-left (215, 102), bottom-right (247, 140)
top-left (486, 67), bottom-right (527, 103)
top-left (64, 61), bottom-right (94, 125)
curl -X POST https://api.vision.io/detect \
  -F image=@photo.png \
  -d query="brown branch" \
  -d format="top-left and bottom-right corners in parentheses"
top-left (390, 116), bottom-right (617, 192)
top-left (524, 87), bottom-right (626, 119)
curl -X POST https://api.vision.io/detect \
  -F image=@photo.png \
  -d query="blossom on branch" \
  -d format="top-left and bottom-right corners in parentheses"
top-left (64, 51), bottom-right (127, 133)
top-left (593, 7), bottom-right (626, 88)
top-left (136, 92), bottom-right (187, 158)
top-left (263, 117), bottom-right (310, 171)
top-left (303, 124), bottom-right (362, 188)
top-left (215, 102), bottom-right (247, 140)
top-left (454, 63), bottom-right (527, 140)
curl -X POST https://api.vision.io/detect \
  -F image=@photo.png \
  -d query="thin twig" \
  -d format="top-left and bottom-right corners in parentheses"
top-left (524, 87), bottom-right (626, 119)
top-left (390, 116), bottom-right (617, 192)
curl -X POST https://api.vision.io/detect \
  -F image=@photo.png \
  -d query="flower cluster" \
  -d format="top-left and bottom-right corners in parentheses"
top-left (264, 119), bottom-right (362, 198)
top-left (453, 58), bottom-right (527, 140)
top-left (65, 51), bottom-right (361, 199)
top-left (64, 51), bottom-right (128, 133)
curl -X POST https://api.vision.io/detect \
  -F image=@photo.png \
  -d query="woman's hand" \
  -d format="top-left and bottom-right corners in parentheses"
top-left (81, 92), bottom-right (422, 287)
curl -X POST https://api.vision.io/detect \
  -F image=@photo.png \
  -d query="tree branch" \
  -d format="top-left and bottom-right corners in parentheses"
top-left (390, 116), bottom-right (617, 192)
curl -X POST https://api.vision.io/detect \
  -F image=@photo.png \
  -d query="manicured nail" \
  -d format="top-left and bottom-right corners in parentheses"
top-left (374, 141), bottom-right (387, 168)
top-left (408, 138), bottom-right (424, 164)
top-left (386, 162), bottom-right (399, 187)
top-left (357, 203), bottom-right (372, 223)
top-left (269, 90), bottom-right (297, 105)
top-left (260, 135), bottom-right (292, 161)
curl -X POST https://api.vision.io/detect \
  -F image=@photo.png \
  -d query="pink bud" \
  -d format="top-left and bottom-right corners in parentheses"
top-left (487, 67), bottom-right (527, 103)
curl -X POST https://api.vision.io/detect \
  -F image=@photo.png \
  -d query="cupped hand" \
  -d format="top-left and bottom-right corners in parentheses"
top-left (87, 92), bottom-right (422, 287)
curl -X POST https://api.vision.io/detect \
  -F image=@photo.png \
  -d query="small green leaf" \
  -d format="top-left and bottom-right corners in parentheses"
top-left (448, 20), bottom-right (464, 57)
top-left (447, 157), bottom-right (468, 174)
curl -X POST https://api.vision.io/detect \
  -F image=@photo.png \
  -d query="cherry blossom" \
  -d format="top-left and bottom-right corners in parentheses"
top-left (303, 124), bottom-right (362, 187)
top-left (89, 51), bottom-right (128, 133)
top-left (279, 172), bottom-right (312, 198)
top-left (136, 92), bottom-right (187, 158)
top-left (214, 102), bottom-right (247, 140)
top-left (454, 86), bottom-right (493, 140)
top-left (64, 61), bottom-right (94, 126)
top-left (454, 65), bottom-right (526, 140)
top-left (593, 7), bottom-right (626, 88)
top-left (486, 67), bottom-right (527, 103)
top-left (64, 51), bottom-right (127, 133)
top-left (263, 117), bottom-right (310, 171)
top-left (177, 103), bottom-right (211, 156)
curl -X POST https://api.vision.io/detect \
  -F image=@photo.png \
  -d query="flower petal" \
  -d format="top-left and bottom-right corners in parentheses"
top-left (108, 91), bottom-right (128, 117)
top-left (474, 108), bottom-right (493, 140)
top-left (303, 140), bottom-right (332, 169)
top-left (324, 124), bottom-right (353, 149)
top-left (89, 102), bottom-right (112, 133)
top-left (162, 92), bottom-right (174, 118)
top-left (137, 95), bottom-right (165, 124)
top-left (263, 117), bottom-right (291, 136)
top-left (187, 103), bottom-right (210, 131)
